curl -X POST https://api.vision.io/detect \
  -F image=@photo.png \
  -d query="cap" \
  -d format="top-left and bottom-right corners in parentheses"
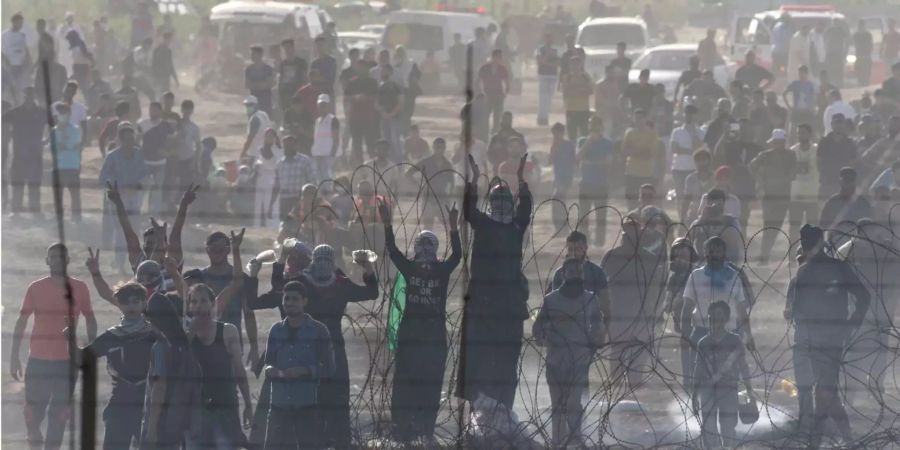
top-left (292, 240), bottom-right (313, 260)
top-left (243, 95), bottom-right (258, 105)
top-left (317, 93), bottom-right (331, 104)
top-left (768, 129), bottom-right (787, 142)
top-left (715, 165), bottom-right (733, 180)
top-left (117, 121), bottom-right (135, 133)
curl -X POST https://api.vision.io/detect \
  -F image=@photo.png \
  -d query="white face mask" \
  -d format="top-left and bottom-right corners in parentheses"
top-left (58, 114), bottom-right (70, 124)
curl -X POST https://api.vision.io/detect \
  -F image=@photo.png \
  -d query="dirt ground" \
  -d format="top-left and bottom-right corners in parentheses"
top-left (2, 67), bottom-right (898, 449)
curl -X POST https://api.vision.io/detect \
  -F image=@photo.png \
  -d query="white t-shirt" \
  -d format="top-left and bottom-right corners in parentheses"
top-left (2, 29), bottom-right (29, 66)
top-left (454, 139), bottom-right (488, 172)
top-left (311, 114), bottom-right (336, 157)
top-left (246, 110), bottom-right (272, 158)
top-left (683, 266), bottom-right (747, 330)
top-left (791, 143), bottom-right (820, 202)
top-left (698, 192), bottom-right (742, 222)
top-left (51, 101), bottom-right (88, 127)
top-left (669, 125), bottom-right (705, 172)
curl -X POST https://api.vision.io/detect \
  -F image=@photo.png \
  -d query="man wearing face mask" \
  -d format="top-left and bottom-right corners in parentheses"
top-left (785, 225), bottom-right (869, 444)
top-left (458, 153), bottom-right (532, 416)
top-left (600, 219), bottom-right (666, 393)
top-left (380, 201), bottom-right (461, 443)
top-left (301, 244), bottom-right (378, 449)
top-left (70, 282), bottom-right (157, 450)
top-left (533, 259), bottom-right (606, 447)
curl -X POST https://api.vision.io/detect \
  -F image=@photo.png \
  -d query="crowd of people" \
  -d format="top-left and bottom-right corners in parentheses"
top-left (3, 2), bottom-right (900, 449)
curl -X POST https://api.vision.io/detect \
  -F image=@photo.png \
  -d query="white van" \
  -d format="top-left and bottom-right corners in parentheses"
top-left (210, 1), bottom-right (334, 58)
top-left (382, 10), bottom-right (498, 75)
top-left (577, 17), bottom-right (650, 80)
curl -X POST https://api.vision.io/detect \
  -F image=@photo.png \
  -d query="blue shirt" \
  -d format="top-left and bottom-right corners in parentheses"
top-left (52, 124), bottom-right (83, 170)
top-left (551, 139), bottom-right (576, 187)
top-left (870, 167), bottom-right (897, 194)
top-left (786, 80), bottom-right (816, 111)
top-left (265, 315), bottom-right (334, 409)
top-left (577, 136), bottom-right (614, 186)
top-left (100, 146), bottom-right (148, 188)
top-left (547, 259), bottom-right (609, 296)
top-left (772, 22), bottom-right (793, 53)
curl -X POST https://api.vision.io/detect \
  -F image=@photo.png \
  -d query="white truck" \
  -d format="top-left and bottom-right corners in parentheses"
top-left (729, 4), bottom-right (892, 84)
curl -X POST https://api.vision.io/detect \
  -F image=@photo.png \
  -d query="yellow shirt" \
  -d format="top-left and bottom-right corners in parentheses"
top-left (562, 72), bottom-right (593, 112)
top-left (623, 127), bottom-right (658, 178)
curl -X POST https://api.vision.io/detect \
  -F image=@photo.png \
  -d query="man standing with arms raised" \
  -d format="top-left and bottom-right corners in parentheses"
top-left (459, 152), bottom-right (532, 421)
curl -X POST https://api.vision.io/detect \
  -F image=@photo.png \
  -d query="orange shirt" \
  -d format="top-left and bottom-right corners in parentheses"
top-left (21, 277), bottom-right (93, 361)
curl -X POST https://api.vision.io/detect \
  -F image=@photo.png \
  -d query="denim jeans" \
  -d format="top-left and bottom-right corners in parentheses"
top-left (380, 116), bottom-right (403, 161)
top-left (144, 162), bottom-right (167, 216)
top-left (538, 75), bottom-right (557, 122)
top-left (313, 155), bottom-right (334, 182)
top-left (102, 188), bottom-right (143, 269)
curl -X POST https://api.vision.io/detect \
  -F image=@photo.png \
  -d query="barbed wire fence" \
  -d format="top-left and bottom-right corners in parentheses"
top-left (268, 162), bottom-right (900, 449)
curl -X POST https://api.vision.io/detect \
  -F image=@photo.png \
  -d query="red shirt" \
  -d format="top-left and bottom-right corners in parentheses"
top-left (478, 63), bottom-right (509, 96)
top-left (294, 83), bottom-right (323, 117)
top-left (21, 277), bottom-right (93, 361)
top-left (355, 195), bottom-right (391, 225)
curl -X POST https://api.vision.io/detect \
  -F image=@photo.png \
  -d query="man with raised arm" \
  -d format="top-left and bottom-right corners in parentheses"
top-left (458, 152), bottom-right (532, 416)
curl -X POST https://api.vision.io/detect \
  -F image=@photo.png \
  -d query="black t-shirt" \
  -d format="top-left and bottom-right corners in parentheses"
top-left (377, 80), bottom-right (403, 113)
top-left (623, 82), bottom-right (655, 112)
top-left (245, 62), bottom-right (275, 92)
top-left (140, 120), bottom-right (175, 162)
top-left (85, 326), bottom-right (158, 400)
top-left (385, 227), bottom-right (461, 323)
top-left (694, 331), bottom-right (745, 387)
top-left (339, 67), bottom-right (357, 89)
top-left (4, 103), bottom-right (47, 151)
top-left (734, 63), bottom-right (773, 89)
top-left (279, 56), bottom-right (308, 93)
top-left (536, 45), bottom-right (560, 76)
top-left (151, 46), bottom-right (175, 80)
top-left (678, 69), bottom-right (702, 89)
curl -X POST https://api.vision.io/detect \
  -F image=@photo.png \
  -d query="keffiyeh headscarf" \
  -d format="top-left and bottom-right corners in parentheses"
top-left (413, 230), bottom-right (439, 263)
top-left (488, 182), bottom-right (514, 224)
top-left (306, 244), bottom-right (336, 287)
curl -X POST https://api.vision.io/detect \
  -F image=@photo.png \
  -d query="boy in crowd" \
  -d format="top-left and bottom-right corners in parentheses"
top-left (691, 301), bottom-right (754, 449)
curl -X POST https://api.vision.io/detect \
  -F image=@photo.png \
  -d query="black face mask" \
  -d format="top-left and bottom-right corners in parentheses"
top-left (560, 279), bottom-right (584, 297)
